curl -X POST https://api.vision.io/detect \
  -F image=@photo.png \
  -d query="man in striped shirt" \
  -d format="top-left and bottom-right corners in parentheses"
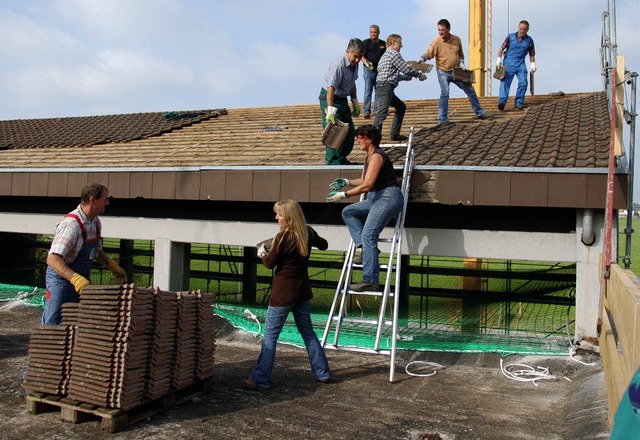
top-left (42, 183), bottom-right (127, 325)
top-left (373, 34), bottom-right (426, 142)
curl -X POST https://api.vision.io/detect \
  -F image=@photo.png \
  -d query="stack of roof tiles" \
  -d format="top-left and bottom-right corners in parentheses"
top-left (67, 285), bottom-right (155, 410)
top-left (172, 292), bottom-right (199, 390)
top-left (23, 325), bottom-right (75, 395)
top-left (144, 288), bottom-right (178, 400)
top-left (195, 291), bottom-right (216, 380)
top-left (23, 284), bottom-right (217, 411)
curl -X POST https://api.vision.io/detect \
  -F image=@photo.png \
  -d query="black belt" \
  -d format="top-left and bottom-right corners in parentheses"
top-left (319, 88), bottom-right (348, 102)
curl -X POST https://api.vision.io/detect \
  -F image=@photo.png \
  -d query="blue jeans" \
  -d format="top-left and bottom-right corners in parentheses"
top-left (373, 82), bottom-right (406, 138)
top-left (342, 186), bottom-right (403, 283)
top-left (249, 300), bottom-right (330, 389)
top-left (363, 68), bottom-right (378, 114)
top-left (41, 276), bottom-right (79, 325)
top-left (498, 63), bottom-right (528, 107)
top-left (436, 68), bottom-right (486, 123)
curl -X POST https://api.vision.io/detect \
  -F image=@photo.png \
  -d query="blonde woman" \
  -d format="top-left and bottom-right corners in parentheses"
top-left (244, 200), bottom-right (334, 390)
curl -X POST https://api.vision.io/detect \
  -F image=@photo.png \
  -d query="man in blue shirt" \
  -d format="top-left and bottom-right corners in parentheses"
top-left (496, 20), bottom-right (536, 110)
top-left (319, 38), bottom-right (364, 165)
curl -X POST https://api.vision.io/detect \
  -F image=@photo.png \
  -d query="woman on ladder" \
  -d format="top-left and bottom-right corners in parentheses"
top-left (326, 124), bottom-right (404, 292)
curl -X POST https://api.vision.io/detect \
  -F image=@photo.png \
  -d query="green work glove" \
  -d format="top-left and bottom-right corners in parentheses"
top-left (326, 105), bottom-right (337, 124)
top-left (329, 178), bottom-right (349, 190)
top-left (326, 191), bottom-right (348, 203)
top-left (351, 98), bottom-right (360, 117)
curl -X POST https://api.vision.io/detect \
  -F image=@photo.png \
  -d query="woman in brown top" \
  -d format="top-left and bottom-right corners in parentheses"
top-left (243, 200), bottom-right (333, 390)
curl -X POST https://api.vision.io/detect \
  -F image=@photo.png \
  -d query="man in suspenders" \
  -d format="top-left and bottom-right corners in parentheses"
top-left (42, 183), bottom-right (127, 325)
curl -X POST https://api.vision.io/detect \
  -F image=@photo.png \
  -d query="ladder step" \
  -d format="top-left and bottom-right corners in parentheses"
top-left (323, 345), bottom-right (392, 356)
top-left (346, 289), bottom-right (393, 297)
top-left (352, 263), bottom-right (395, 270)
top-left (332, 317), bottom-right (393, 326)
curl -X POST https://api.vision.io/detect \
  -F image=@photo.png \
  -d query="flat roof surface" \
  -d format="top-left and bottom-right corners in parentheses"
top-left (1, 304), bottom-right (611, 439)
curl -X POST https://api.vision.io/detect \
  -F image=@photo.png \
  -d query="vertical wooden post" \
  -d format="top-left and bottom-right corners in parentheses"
top-left (468, 0), bottom-right (487, 97)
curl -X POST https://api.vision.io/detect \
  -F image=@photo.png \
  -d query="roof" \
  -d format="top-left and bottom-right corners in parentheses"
top-left (0, 109), bottom-right (225, 150)
top-left (410, 92), bottom-right (610, 168)
top-left (0, 91), bottom-right (627, 209)
top-left (0, 92), bottom-right (609, 169)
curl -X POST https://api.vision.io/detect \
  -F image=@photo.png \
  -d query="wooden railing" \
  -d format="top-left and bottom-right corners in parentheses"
top-left (600, 264), bottom-right (640, 422)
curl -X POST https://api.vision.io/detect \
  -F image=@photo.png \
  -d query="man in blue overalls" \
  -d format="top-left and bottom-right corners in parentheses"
top-left (42, 183), bottom-right (127, 325)
top-left (496, 20), bottom-right (536, 111)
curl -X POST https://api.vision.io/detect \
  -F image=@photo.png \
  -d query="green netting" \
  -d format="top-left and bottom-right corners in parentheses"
top-left (214, 297), bottom-right (574, 356)
top-left (0, 283), bottom-right (46, 308)
top-left (1, 252), bottom-right (577, 357)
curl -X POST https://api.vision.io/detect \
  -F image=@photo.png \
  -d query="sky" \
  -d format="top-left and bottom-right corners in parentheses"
top-left (1, 0), bottom-right (639, 196)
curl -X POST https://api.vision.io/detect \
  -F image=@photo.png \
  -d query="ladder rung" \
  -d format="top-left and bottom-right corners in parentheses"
top-left (352, 263), bottom-right (396, 270)
top-left (337, 317), bottom-right (393, 326)
top-left (346, 289), bottom-right (393, 297)
top-left (323, 345), bottom-right (392, 355)
top-left (331, 316), bottom-right (392, 325)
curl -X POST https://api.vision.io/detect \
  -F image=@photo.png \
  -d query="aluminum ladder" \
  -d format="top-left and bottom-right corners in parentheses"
top-left (321, 126), bottom-right (415, 382)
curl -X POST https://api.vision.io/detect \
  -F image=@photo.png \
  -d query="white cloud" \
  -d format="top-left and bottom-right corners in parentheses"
top-left (0, 10), bottom-right (85, 64)
top-left (0, 0), bottom-right (638, 118)
top-left (47, 0), bottom-right (183, 42)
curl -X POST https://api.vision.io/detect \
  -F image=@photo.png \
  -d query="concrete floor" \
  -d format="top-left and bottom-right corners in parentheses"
top-left (0, 303), bottom-right (611, 439)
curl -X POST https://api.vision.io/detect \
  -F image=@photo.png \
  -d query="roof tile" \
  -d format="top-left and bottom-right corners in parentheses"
top-left (0, 92), bottom-right (610, 170)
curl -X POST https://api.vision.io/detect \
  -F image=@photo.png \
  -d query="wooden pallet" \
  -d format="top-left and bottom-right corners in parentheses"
top-left (25, 377), bottom-right (214, 433)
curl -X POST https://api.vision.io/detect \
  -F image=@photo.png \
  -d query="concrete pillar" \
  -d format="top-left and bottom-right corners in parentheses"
top-left (575, 209), bottom-right (608, 340)
top-left (153, 239), bottom-right (191, 291)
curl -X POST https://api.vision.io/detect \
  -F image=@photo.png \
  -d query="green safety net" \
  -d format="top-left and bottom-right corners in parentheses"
top-left (215, 298), bottom-right (574, 356)
top-left (0, 283), bottom-right (46, 308)
top-left (1, 278), bottom-right (574, 356)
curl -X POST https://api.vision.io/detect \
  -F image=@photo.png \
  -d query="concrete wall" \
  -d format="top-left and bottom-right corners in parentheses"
top-left (0, 210), bottom-right (606, 339)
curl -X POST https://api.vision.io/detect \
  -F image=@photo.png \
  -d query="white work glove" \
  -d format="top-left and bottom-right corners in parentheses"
top-left (419, 55), bottom-right (428, 63)
top-left (325, 105), bottom-right (337, 124)
top-left (257, 244), bottom-right (267, 258)
top-left (530, 62), bottom-right (536, 73)
top-left (351, 98), bottom-right (360, 117)
top-left (419, 73), bottom-right (427, 81)
top-left (495, 56), bottom-right (502, 67)
top-left (326, 191), bottom-right (347, 203)
top-left (363, 60), bottom-right (374, 71)
top-left (459, 60), bottom-right (465, 69)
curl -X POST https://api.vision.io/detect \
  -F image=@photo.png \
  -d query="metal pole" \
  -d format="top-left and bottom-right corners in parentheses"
top-left (624, 72), bottom-right (638, 268)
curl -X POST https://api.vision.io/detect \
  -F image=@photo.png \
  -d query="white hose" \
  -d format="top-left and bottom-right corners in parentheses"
top-left (499, 358), bottom-right (557, 386)
top-left (405, 361), bottom-right (444, 377)
top-left (243, 308), bottom-right (262, 337)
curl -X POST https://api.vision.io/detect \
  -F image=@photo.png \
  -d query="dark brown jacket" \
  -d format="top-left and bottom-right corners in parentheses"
top-left (261, 226), bottom-right (328, 307)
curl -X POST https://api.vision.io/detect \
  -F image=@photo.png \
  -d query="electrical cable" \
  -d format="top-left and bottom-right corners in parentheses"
top-left (243, 308), bottom-right (262, 337)
top-left (565, 313), bottom-right (597, 366)
top-left (499, 358), bottom-right (557, 386)
top-left (405, 361), bottom-right (444, 377)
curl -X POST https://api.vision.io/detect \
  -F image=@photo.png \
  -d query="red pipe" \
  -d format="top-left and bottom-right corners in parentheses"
top-left (604, 67), bottom-right (617, 278)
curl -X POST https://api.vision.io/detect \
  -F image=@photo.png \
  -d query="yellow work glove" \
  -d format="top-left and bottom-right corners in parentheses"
top-left (70, 273), bottom-right (90, 293)
top-left (107, 259), bottom-right (127, 284)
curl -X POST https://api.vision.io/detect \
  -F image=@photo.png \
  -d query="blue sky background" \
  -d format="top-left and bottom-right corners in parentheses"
top-left (1, 0), bottom-right (639, 201)
top-left (1, 0), bottom-right (637, 120)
